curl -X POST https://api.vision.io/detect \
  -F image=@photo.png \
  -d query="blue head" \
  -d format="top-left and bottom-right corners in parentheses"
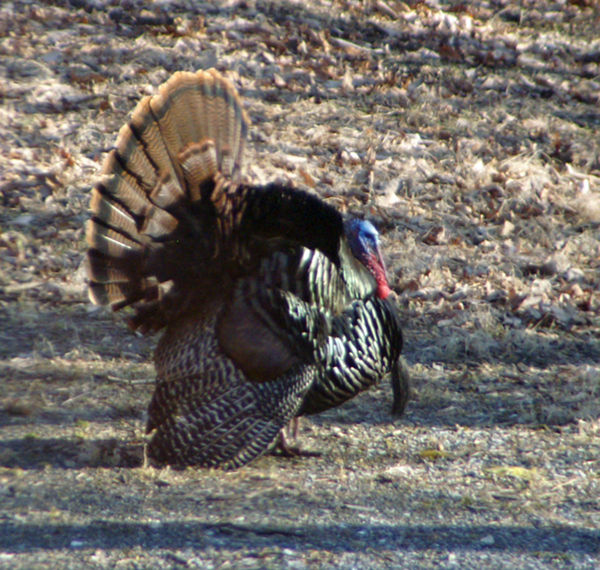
top-left (344, 219), bottom-right (391, 299)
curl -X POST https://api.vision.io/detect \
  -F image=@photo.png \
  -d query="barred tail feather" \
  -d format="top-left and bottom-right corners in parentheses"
top-left (85, 69), bottom-right (250, 323)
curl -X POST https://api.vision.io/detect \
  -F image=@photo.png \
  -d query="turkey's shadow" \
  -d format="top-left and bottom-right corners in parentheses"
top-left (0, 437), bottom-right (143, 470)
top-left (0, 519), bottom-right (597, 557)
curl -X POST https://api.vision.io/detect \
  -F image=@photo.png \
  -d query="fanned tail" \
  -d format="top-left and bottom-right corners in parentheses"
top-left (85, 69), bottom-right (250, 330)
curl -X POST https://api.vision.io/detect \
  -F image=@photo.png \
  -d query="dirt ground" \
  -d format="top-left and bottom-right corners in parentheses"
top-left (1, 0), bottom-right (599, 568)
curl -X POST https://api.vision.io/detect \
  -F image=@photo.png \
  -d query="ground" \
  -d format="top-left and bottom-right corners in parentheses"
top-left (1, 0), bottom-right (599, 568)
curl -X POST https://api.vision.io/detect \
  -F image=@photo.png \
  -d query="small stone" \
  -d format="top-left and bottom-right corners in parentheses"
top-left (565, 267), bottom-right (585, 282)
top-left (500, 220), bottom-right (514, 237)
top-left (348, 151), bottom-right (361, 165)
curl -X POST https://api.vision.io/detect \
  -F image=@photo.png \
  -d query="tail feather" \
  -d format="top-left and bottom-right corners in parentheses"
top-left (86, 69), bottom-right (249, 315)
top-left (90, 193), bottom-right (140, 239)
top-left (138, 205), bottom-right (179, 240)
top-left (86, 250), bottom-right (138, 286)
top-left (86, 220), bottom-right (142, 258)
top-left (97, 153), bottom-right (155, 214)
top-left (178, 140), bottom-right (219, 202)
top-left (85, 249), bottom-right (148, 306)
top-left (129, 97), bottom-right (185, 192)
top-left (88, 280), bottom-right (139, 307)
top-left (148, 69), bottom-right (248, 185)
top-left (111, 121), bottom-right (160, 193)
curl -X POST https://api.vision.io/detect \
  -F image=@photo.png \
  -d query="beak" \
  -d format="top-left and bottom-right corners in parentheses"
top-left (375, 241), bottom-right (388, 280)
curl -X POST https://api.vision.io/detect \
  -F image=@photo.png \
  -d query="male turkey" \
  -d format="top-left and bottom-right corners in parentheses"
top-left (86, 69), bottom-right (408, 469)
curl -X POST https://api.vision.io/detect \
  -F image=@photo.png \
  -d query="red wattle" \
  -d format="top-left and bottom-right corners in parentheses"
top-left (377, 281), bottom-right (391, 299)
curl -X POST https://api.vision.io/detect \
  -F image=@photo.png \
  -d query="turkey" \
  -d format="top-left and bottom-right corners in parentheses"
top-left (86, 68), bottom-right (408, 469)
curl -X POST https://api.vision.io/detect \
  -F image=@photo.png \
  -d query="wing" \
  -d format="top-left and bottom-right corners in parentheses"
top-left (300, 297), bottom-right (405, 416)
